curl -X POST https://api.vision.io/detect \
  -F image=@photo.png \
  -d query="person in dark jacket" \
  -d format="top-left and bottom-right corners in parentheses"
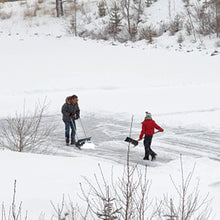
top-left (61, 95), bottom-right (80, 145)
top-left (137, 112), bottom-right (164, 161)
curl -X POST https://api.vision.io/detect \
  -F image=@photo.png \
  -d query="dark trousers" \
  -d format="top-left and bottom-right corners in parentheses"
top-left (63, 120), bottom-right (76, 143)
top-left (144, 135), bottom-right (153, 157)
top-left (144, 135), bottom-right (157, 158)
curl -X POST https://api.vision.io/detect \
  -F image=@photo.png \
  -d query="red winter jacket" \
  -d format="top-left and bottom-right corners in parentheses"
top-left (139, 119), bottom-right (164, 139)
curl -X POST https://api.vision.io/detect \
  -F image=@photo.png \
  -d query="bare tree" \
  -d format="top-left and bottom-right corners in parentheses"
top-left (121, 0), bottom-right (132, 39)
top-left (192, 1), bottom-right (212, 36)
top-left (121, 0), bottom-right (144, 40)
top-left (215, 0), bottom-right (220, 37)
top-left (71, 0), bottom-right (78, 36)
top-left (50, 195), bottom-right (70, 220)
top-left (56, 0), bottom-right (64, 17)
top-left (64, 197), bottom-right (80, 220)
top-left (79, 161), bottom-right (151, 220)
top-left (159, 155), bottom-right (212, 220)
top-left (209, 0), bottom-right (220, 37)
top-left (79, 163), bottom-right (121, 219)
top-left (69, 0), bottom-right (85, 37)
top-left (1, 180), bottom-right (28, 220)
top-left (0, 99), bottom-right (54, 153)
top-left (184, 1), bottom-right (197, 41)
top-left (131, 0), bottom-right (143, 41)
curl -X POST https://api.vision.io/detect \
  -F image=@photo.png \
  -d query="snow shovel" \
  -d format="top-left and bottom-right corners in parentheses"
top-left (124, 131), bottom-right (161, 147)
top-left (124, 137), bottom-right (138, 147)
top-left (71, 118), bottom-right (92, 149)
top-left (76, 136), bottom-right (92, 148)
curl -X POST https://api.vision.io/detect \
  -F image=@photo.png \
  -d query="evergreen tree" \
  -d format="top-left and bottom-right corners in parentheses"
top-left (109, 2), bottom-right (122, 41)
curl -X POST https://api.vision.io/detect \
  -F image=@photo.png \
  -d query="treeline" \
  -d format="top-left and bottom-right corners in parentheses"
top-left (56, 0), bottom-right (220, 43)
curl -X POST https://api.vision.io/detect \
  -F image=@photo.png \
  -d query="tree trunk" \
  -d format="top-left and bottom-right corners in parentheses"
top-left (215, 0), bottom-right (220, 37)
top-left (56, 0), bottom-right (64, 17)
top-left (124, 0), bottom-right (131, 38)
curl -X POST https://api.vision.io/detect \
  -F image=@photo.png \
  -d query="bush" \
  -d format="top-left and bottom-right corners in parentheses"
top-left (169, 14), bottom-right (183, 35)
top-left (0, 100), bottom-right (54, 152)
top-left (139, 25), bottom-right (158, 42)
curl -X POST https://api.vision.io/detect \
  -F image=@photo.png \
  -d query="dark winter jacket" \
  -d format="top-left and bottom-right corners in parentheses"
top-left (61, 98), bottom-right (80, 122)
top-left (139, 119), bottom-right (163, 139)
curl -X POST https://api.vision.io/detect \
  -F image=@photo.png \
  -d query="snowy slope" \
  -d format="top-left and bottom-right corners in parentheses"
top-left (0, 0), bottom-right (219, 53)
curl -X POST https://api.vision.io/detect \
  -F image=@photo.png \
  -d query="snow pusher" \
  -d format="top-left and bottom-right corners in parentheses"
top-left (71, 118), bottom-right (92, 149)
top-left (76, 137), bottom-right (92, 148)
top-left (124, 137), bottom-right (138, 147)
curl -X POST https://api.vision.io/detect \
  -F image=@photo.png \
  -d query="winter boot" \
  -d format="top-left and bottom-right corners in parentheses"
top-left (150, 151), bottom-right (157, 161)
top-left (143, 153), bottom-right (149, 160)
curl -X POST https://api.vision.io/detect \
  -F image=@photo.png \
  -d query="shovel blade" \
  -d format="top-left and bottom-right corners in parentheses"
top-left (76, 137), bottom-right (92, 148)
top-left (124, 137), bottom-right (138, 146)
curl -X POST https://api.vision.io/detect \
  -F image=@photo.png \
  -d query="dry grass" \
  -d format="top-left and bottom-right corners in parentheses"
top-left (23, 3), bottom-right (41, 18)
top-left (42, 7), bottom-right (56, 17)
top-left (23, 8), bottom-right (35, 18)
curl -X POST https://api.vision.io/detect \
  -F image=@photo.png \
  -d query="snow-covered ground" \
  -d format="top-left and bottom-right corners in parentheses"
top-left (0, 36), bottom-right (219, 219)
top-left (1, 149), bottom-right (220, 219)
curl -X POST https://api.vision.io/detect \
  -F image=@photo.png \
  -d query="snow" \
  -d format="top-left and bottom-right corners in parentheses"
top-left (1, 150), bottom-right (220, 219)
top-left (0, 35), bottom-right (219, 219)
top-left (0, 0), bottom-right (220, 219)
top-left (0, 150), bottom-right (122, 218)
top-left (82, 141), bottom-right (96, 149)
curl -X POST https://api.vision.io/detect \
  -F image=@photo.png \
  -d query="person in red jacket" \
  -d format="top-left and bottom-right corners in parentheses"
top-left (137, 112), bottom-right (164, 161)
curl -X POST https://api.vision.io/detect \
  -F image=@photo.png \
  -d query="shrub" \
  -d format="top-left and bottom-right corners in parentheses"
top-left (169, 14), bottom-right (183, 35)
top-left (0, 100), bottom-right (54, 153)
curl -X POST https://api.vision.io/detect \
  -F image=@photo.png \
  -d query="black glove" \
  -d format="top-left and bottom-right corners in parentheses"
top-left (70, 113), bottom-right (75, 119)
top-left (74, 114), bottom-right (80, 120)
